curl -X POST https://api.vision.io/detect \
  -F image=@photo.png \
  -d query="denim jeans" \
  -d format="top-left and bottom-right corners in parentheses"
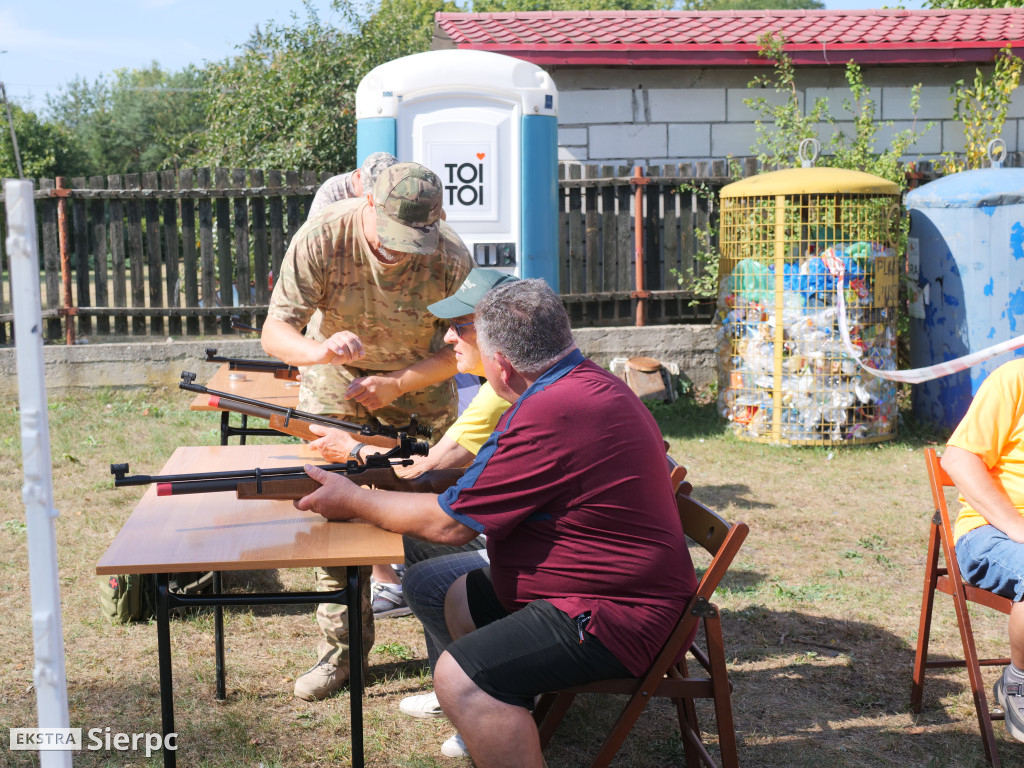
top-left (402, 543), bottom-right (489, 671)
top-left (956, 524), bottom-right (1024, 602)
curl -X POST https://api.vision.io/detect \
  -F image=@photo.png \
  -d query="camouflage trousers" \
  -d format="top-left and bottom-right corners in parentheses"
top-left (314, 564), bottom-right (375, 668)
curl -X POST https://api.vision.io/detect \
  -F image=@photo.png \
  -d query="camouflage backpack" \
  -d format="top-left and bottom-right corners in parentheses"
top-left (98, 571), bottom-right (214, 623)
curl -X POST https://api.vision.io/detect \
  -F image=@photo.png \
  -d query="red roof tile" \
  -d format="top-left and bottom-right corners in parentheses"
top-left (434, 9), bottom-right (1024, 67)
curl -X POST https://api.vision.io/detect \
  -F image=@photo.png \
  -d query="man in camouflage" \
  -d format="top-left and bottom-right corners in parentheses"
top-left (263, 161), bottom-right (473, 701)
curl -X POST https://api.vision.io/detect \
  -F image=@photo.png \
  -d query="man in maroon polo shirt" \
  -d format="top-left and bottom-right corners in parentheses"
top-left (297, 279), bottom-right (697, 768)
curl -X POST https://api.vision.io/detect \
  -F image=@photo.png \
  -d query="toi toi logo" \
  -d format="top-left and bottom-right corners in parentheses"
top-left (443, 160), bottom-right (485, 207)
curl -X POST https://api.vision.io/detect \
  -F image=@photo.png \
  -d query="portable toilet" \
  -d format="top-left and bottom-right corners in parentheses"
top-left (906, 166), bottom-right (1024, 431)
top-left (355, 49), bottom-right (559, 288)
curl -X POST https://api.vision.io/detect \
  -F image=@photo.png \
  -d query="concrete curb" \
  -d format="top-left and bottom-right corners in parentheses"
top-left (0, 325), bottom-right (716, 397)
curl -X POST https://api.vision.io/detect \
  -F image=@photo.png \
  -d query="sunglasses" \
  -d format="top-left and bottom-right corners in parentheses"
top-left (449, 320), bottom-right (475, 338)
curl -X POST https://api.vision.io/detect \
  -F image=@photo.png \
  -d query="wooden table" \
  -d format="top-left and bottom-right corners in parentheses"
top-left (189, 363), bottom-right (301, 444)
top-left (97, 444), bottom-right (404, 768)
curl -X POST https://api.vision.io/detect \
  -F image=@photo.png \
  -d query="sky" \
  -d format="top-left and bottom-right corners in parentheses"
top-left (2, 0), bottom-right (929, 114)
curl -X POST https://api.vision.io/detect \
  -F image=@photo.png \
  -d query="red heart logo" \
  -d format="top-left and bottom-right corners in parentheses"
top-left (476, 153), bottom-right (485, 160)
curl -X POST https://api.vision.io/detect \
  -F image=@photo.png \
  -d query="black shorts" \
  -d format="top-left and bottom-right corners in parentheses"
top-left (446, 568), bottom-right (631, 709)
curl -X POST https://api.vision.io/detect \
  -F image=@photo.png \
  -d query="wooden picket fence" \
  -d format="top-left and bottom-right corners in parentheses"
top-left (0, 168), bottom-right (327, 344)
top-left (1, 156), bottom-right (930, 343)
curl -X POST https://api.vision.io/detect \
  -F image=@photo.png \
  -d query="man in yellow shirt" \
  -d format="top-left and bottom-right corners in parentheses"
top-left (942, 357), bottom-right (1024, 743)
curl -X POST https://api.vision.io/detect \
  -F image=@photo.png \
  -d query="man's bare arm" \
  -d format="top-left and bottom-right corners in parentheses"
top-left (395, 434), bottom-right (474, 478)
top-left (942, 445), bottom-right (1024, 542)
top-left (346, 346), bottom-right (458, 410)
top-left (295, 464), bottom-right (478, 546)
top-left (261, 316), bottom-right (365, 367)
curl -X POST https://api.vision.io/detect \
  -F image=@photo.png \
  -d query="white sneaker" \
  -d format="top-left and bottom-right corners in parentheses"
top-left (399, 690), bottom-right (444, 719)
top-left (441, 732), bottom-right (469, 758)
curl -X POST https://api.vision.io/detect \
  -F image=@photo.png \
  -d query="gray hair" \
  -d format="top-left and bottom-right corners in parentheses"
top-left (361, 152), bottom-right (398, 191)
top-left (475, 279), bottom-right (575, 375)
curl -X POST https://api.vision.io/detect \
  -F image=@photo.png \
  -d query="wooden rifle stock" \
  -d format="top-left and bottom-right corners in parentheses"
top-left (205, 395), bottom-right (320, 440)
top-left (235, 467), bottom-right (465, 499)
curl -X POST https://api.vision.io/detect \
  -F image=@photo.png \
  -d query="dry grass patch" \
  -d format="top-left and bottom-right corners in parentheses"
top-left (0, 388), bottom-right (1019, 766)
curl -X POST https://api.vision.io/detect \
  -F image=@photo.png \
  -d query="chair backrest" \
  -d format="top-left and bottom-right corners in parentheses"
top-left (925, 447), bottom-right (961, 561)
top-left (679, 490), bottom-right (747, 597)
top-left (664, 441), bottom-right (693, 496)
top-left (925, 447), bottom-right (955, 518)
top-left (637, 489), bottom-right (748, 678)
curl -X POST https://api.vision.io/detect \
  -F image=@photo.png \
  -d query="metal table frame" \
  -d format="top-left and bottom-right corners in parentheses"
top-left (154, 567), bottom-right (366, 768)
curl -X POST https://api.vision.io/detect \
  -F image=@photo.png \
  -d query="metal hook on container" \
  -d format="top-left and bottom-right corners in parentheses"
top-left (987, 138), bottom-right (1006, 169)
top-left (798, 138), bottom-right (821, 168)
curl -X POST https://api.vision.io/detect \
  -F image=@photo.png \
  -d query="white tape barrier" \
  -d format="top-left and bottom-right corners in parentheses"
top-left (822, 249), bottom-right (1024, 384)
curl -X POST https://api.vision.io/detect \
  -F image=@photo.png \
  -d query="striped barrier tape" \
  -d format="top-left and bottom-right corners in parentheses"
top-left (821, 248), bottom-right (1024, 384)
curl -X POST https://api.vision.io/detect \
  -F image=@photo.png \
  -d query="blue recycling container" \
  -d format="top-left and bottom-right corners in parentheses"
top-left (906, 168), bottom-right (1024, 431)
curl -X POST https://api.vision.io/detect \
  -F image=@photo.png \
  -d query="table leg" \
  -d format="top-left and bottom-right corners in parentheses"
top-left (347, 565), bottom-right (363, 768)
top-left (219, 410), bottom-right (229, 446)
top-left (156, 573), bottom-right (177, 768)
top-left (214, 571), bottom-right (226, 701)
top-left (239, 414), bottom-right (248, 446)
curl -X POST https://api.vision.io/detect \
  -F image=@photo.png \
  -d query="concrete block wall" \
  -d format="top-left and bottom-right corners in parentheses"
top-left (553, 64), bottom-right (1023, 167)
top-left (0, 325), bottom-right (719, 399)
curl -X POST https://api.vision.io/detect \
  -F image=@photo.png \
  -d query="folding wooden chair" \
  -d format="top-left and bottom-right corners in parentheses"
top-left (533, 487), bottom-right (748, 768)
top-left (911, 447), bottom-right (1012, 766)
top-left (665, 441), bottom-right (693, 496)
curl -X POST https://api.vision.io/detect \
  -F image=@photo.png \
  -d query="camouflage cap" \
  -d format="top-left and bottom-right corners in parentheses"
top-left (360, 152), bottom-right (397, 192)
top-left (374, 163), bottom-right (443, 256)
top-left (428, 268), bottom-right (519, 319)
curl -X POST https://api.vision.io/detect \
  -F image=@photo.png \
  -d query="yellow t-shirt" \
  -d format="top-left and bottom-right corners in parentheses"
top-left (445, 382), bottom-right (510, 456)
top-left (947, 358), bottom-right (1024, 542)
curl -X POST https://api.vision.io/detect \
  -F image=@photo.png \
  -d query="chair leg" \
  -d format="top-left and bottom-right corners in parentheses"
top-left (534, 692), bottom-right (576, 750)
top-left (675, 658), bottom-right (703, 768)
top-left (950, 590), bottom-right (1003, 767)
top-left (911, 522), bottom-right (942, 713)
top-left (705, 618), bottom-right (739, 768)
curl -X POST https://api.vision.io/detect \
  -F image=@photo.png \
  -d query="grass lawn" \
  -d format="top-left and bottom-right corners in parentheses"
top-left (0, 386), bottom-right (1016, 767)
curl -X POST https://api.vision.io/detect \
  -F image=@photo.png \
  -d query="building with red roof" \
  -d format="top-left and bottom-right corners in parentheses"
top-left (434, 9), bottom-right (1023, 167)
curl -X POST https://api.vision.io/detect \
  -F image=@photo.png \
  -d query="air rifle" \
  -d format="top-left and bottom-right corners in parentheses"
top-left (229, 316), bottom-right (260, 333)
top-left (111, 436), bottom-right (464, 500)
top-left (180, 370), bottom-right (433, 442)
top-left (204, 347), bottom-right (300, 381)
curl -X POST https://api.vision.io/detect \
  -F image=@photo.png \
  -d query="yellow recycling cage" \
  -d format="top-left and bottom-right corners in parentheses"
top-left (716, 167), bottom-right (902, 446)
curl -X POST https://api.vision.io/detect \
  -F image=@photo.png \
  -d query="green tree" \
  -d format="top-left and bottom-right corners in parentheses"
top-left (684, 0), bottom-right (823, 9)
top-left (941, 45), bottom-right (1022, 171)
top-left (46, 63), bottom-right (206, 176)
top-left (198, 0), bottom-right (455, 172)
top-left (473, 0), bottom-right (674, 10)
top-left (926, 0), bottom-right (1021, 8)
top-left (745, 32), bottom-right (932, 186)
top-left (340, 0), bottom-right (459, 80)
top-left (0, 100), bottom-right (88, 180)
top-left (197, 6), bottom-right (356, 171)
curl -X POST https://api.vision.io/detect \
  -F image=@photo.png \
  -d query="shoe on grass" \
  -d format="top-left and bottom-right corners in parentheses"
top-left (994, 668), bottom-right (1024, 742)
top-left (441, 733), bottom-right (469, 758)
top-left (399, 690), bottom-right (444, 719)
top-left (371, 582), bottom-right (412, 618)
top-left (293, 660), bottom-right (349, 701)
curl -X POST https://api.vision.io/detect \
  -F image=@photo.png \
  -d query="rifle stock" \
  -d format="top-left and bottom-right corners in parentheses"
top-left (235, 467), bottom-right (465, 499)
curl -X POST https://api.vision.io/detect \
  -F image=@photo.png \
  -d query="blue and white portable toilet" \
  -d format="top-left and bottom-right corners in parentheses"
top-left (355, 49), bottom-right (559, 288)
top-left (906, 165), bottom-right (1024, 431)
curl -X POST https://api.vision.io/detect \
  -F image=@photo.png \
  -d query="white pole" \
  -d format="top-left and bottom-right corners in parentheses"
top-left (6, 179), bottom-right (72, 767)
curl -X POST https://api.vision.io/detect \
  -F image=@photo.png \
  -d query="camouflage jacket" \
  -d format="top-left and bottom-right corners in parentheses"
top-left (268, 199), bottom-right (473, 432)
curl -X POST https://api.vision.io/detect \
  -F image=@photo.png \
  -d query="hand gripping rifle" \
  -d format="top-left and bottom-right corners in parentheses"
top-left (180, 370), bottom-right (433, 442)
top-left (110, 434), bottom-right (465, 500)
top-left (204, 348), bottom-right (300, 381)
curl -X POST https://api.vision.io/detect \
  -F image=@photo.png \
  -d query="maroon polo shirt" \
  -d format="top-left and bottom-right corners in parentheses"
top-left (438, 350), bottom-right (697, 676)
